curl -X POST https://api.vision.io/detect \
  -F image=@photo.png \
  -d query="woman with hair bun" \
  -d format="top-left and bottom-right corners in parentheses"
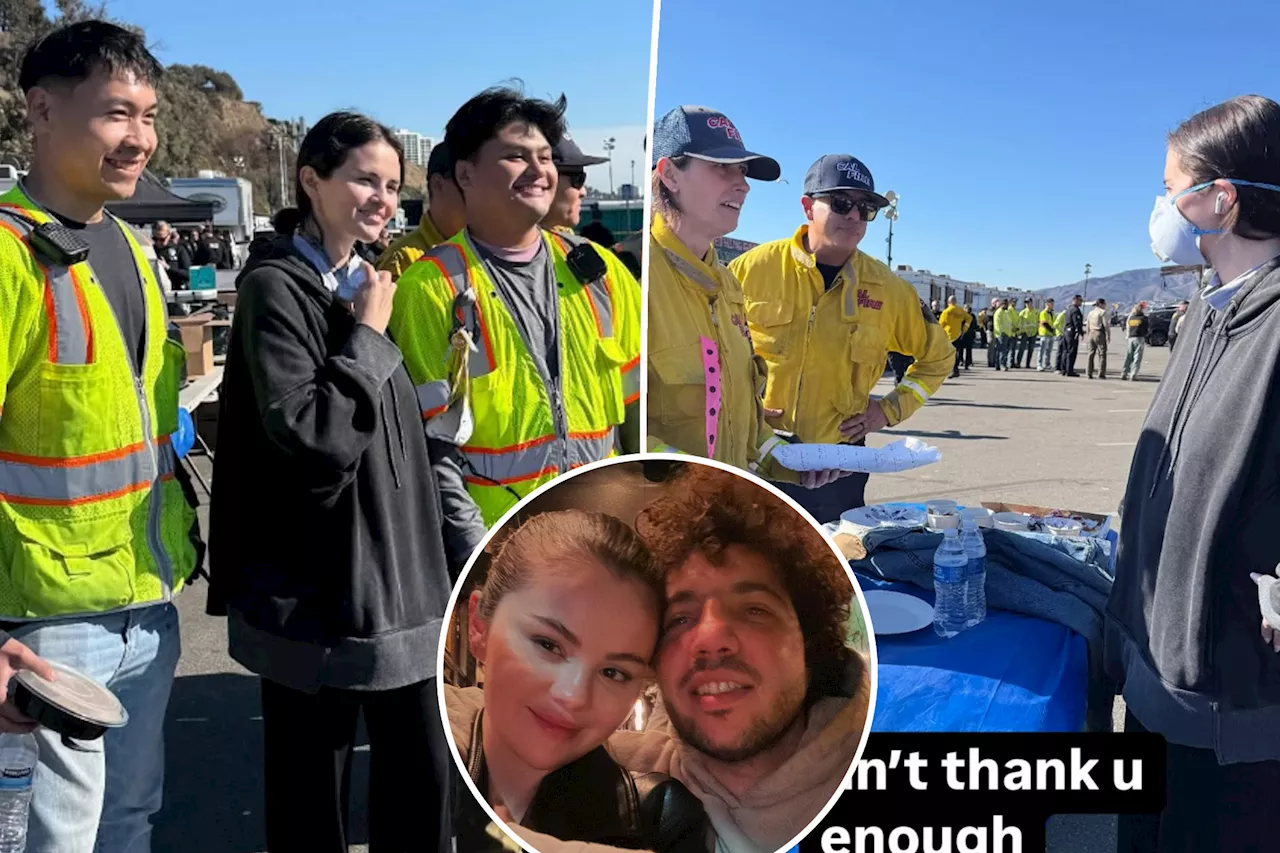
top-left (210, 111), bottom-right (486, 851)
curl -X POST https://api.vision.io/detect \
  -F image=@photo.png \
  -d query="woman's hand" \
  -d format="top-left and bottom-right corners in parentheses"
top-left (353, 262), bottom-right (395, 335)
top-left (1261, 619), bottom-right (1280, 653)
top-left (1249, 570), bottom-right (1280, 653)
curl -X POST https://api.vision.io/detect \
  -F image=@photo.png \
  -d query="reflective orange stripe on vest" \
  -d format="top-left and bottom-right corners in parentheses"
top-left (461, 429), bottom-right (614, 486)
top-left (0, 208), bottom-right (94, 365)
top-left (0, 437), bottom-right (178, 506)
top-left (621, 355), bottom-right (640, 404)
top-left (416, 380), bottom-right (451, 421)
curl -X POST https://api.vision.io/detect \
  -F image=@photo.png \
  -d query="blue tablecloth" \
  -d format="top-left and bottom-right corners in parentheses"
top-left (862, 575), bottom-right (1089, 732)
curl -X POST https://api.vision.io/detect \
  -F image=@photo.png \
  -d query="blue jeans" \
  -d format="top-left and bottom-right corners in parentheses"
top-left (1038, 336), bottom-right (1055, 369)
top-left (8, 604), bottom-right (181, 853)
top-left (996, 335), bottom-right (1012, 367)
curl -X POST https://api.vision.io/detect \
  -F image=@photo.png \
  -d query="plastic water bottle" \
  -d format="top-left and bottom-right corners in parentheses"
top-left (0, 733), bottom-right (37, 852)
top-left (960, 518), bottom-right (988, 628)
top-left (933, 528), bottom-right (969, 638)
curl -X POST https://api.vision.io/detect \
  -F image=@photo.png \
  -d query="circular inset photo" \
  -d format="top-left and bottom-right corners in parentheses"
top-left (438, 455), bottom-right (877, 853)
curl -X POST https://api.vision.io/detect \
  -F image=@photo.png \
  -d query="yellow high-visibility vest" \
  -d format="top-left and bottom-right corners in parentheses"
top-left (390, 229), bottom-right (640, 527)
top-left (0, 185), bottom-right (197, 620)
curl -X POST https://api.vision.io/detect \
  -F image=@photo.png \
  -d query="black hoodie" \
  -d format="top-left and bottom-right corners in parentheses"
top-left (1106, 258), bottom-right (1280, 763)
top-left (209, 236), bottom-right (486, 692)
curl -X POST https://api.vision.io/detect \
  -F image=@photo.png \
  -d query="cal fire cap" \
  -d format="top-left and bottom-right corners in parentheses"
top-left (553, 131), bottom-right (609, 168)
top-left (803, 154), bottom-right (889, 207)
top-left (651, 106), bottom-right (781, 181)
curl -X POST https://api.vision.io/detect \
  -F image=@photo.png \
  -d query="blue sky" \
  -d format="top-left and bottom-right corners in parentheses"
top-left (93, 0), bottom-right (653, 193)
top-left (654, 0), bottom-right (1280, 289)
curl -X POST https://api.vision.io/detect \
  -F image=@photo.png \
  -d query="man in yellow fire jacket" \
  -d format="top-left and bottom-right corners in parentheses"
top-left (731, 154), bottom-right (954, 523)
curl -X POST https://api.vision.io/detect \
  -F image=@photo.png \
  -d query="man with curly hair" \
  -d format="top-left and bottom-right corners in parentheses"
top-left (505, 463), bottom-right (871, 853)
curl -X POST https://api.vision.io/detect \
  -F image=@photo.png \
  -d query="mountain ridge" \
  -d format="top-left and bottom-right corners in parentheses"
top-left (1032, 266), bottom-right (1202, 307)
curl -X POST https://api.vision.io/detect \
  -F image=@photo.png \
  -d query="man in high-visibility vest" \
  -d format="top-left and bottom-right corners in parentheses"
top-left (993, 297), bottom-right (1016, 370)
top-left (731, 153), bottom-right (954, 522)
top-left (1017, 297), bottom-right (1038, 368)
top-left (542, 132), bottom-right (609, 234)
top-left (376, 141), bottom-right (466, 280)
top-left (0, 22), bottom-right (201, 852)
top-left (390, 88), bottom-right (641, 527)
top-left (1037, 298), bottom-right (1058, 371)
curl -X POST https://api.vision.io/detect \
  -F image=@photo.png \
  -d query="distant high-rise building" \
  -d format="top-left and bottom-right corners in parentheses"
top-left (395, 130), bottom-right (434, 169)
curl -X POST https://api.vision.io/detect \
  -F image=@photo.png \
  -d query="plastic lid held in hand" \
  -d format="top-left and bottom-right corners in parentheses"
top-left (13, 661), bottom-right (126, 728)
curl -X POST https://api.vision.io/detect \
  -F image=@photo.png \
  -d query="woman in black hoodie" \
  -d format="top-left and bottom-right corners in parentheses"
top-left (209, 112), bottom-right (487, 852)
top-left (1108, 95), bottom-right (1280, 853)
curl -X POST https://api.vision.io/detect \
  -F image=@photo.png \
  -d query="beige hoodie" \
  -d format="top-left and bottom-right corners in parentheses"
top-left (451, 653), bottom-right (872, 853)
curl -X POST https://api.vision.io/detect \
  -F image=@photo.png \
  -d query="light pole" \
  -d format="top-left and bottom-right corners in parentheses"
top-left (626, 159), bottom-right (636, 227)
top-left (603, 137), bottom-right (616, 195)
top-left (1083, 262), bottom-right (1092, 301)
top-left (883, 191), bottom-right (900, 268)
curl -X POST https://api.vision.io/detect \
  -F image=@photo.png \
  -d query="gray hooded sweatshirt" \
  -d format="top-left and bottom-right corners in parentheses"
top-left (1105, 258), bottom-right (1280, 763)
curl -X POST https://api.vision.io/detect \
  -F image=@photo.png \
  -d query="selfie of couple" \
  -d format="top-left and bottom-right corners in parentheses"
top-left (442, 460), bottom-right (873, 853)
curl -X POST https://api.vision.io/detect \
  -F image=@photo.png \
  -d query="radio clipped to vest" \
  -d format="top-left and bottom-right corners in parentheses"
top-left (0, 207), bottom-right (91, 267)
top-left (564, 241), bottom-right (607, 285)
top-left (29, 220), bottom-right (90, 266)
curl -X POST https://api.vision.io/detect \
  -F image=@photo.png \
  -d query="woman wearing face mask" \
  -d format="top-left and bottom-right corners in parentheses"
top-left (1107, 94), bottom-right (1280, 852)
top-left (447, 510), bottom-right (708, 852)
top-left (647, 106), bottom-right (840, 488)
top-left (210, 111), bottom-right (487, 852)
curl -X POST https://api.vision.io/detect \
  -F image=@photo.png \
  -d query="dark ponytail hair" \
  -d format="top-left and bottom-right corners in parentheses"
top-left (1169, 95), bottom-right (1280, 240)
top-left (278, 111), bottom-right (404, 236)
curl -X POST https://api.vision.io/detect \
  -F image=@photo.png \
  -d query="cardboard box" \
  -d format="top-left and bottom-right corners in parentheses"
top-left (980, 501), bottom-right (1111, 538)
top-left (171, 316), bottom-right (214, 377)
top-left (216, 291), bottom-right (237, 310)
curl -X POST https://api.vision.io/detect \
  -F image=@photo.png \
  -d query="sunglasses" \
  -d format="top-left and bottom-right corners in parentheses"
top-left (814, 193), bottom-right (881, 221)
top-left (560, 170), bottom-right (588, 190)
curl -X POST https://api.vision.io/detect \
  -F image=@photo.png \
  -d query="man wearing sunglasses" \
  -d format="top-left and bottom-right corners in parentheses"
top-left (731, 153), bottom-right (954, 523)
top-left (542, 131), bottom-right (608, 233)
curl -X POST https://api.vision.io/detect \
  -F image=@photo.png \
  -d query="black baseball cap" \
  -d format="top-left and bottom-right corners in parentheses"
top-left (803, 154), bottom-right (889, 207)
top-left (553, 131), bottom-right (609, 169)
top-left (650, 106), bottom-right (780, 181)
top-left (427, 141), bottom-right (453, 178)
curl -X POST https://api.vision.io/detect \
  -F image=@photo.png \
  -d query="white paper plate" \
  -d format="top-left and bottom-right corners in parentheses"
top-left (841, 504), bottom-right (927, 530)
top-left (864, 590), bottom-right (935, 635)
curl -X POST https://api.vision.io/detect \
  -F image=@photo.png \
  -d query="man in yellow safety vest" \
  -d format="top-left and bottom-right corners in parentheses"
top-left (0, 22), bottom-right (201, 852)
top-left (1037, 297), bottom-right (1057, 371)
top-left (390, 88), bottom-right (641, 527)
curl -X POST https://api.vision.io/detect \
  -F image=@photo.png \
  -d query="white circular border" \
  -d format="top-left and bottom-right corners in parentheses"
top-left (436, 452), bottom-right (880, 853)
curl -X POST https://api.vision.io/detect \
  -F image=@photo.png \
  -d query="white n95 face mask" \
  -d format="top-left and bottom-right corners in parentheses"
top-left (1149, 182), bottom-right (1223, 266)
